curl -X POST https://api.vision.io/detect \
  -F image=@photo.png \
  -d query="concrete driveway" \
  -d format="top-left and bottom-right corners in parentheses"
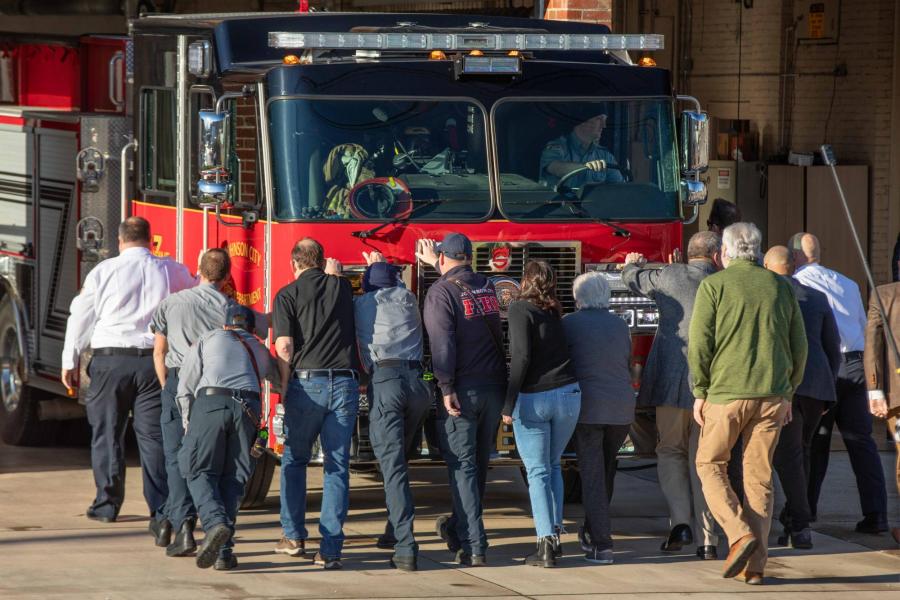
top-left (0, 442), bottom-right (897, 599)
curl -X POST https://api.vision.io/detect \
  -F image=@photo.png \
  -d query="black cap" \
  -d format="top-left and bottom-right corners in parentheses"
top-left (225, 304), bottom-right (255, 332)
top-left (434, 232), bottom-right (472, 260)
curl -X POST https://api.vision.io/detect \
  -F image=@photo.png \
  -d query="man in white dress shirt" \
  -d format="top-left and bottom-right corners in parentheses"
top-left (62, 217), bottom-right (195, 543)
top-left (791, 232), bottom-right (889, 534)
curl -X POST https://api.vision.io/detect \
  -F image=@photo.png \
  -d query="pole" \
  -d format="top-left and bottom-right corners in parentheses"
top-left (820, 144), bottom-right (900, 374)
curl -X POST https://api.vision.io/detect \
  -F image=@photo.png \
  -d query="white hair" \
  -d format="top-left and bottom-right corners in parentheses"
top-left (722, 222), bottom-right (762, 262)
top-left (573, 271), bottom-right (611, 309)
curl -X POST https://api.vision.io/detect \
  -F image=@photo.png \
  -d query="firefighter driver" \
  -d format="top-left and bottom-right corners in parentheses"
top-left (539, 113), bottom-right (624, 190)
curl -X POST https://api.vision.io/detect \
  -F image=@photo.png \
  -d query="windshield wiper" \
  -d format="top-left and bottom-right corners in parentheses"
top-left (350, 199), bottom-right (442, 239)
top-left (561, 199), bottom-right (632, 238)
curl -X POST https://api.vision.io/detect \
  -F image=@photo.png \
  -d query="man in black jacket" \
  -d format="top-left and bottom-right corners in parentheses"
top-left (417, 233), bottom-right (506, 566)
top-left (764, 246), bottom-right (841, 550)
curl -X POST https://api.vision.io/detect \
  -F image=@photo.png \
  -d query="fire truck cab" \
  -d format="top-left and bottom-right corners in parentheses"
top-left (0, 12), bottom-right (708, 506)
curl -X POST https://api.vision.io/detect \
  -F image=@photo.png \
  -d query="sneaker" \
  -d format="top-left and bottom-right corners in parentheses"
top-left (584, 547), bottom-right (613, 564)
top-left (577, 525), bottom-right (594, 552)
top-left (313, 551), bottom-right (342, 570)
top-left (274, 536), bottom-right (306, 557)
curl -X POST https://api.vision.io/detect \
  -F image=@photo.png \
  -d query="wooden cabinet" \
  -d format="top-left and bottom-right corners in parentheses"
top-left (766, 164), bottom-right (869, 292)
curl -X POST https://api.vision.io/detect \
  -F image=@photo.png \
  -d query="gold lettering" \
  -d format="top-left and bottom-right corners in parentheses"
top-left (235, 287), bottom-right (262, 306)
top-left (226, 241), bottom-right (261, 266)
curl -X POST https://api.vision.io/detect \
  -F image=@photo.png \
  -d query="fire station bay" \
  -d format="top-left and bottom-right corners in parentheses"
top-left (0, 2), bottom-right (898, 599)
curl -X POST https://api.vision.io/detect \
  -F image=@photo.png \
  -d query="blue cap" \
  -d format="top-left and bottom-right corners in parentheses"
top-left (225, 304), bottom-right (255, 332)
top-left (435, 232), bottom-right (472, 260)
top-left (363, 262), bottom-right (401, 292)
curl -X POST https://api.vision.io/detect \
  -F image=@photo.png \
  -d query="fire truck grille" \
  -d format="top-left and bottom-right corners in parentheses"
top-left (418, 242), bottom-right (581, 362)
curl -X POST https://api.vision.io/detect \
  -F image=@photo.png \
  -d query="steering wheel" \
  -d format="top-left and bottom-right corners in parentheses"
top-left (348, 177), bottom-right (412, 220)
top-left (555, 166), bottom-right (590, 196)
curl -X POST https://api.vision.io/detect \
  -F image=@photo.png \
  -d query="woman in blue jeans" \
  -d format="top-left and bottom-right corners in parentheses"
top-left (502, 260), bottom-right (581, 567)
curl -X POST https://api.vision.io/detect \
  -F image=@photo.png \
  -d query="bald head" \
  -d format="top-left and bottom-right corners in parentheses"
top-left (789, 232), bottom-right (820, 267)
top-left (686, 231), bottom-right (721, 261)
top-left (291, 237), bottom-right (325, 271)
top-left (764, 245), bottom-right (794, 276)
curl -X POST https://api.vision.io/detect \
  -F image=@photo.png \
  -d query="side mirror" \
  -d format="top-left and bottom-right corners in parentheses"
top-left (197, 110), bottom-right (232, 206)
top-left (680, 178), bottom-right (708, 206)
top-left (680, 110), bottom-right (709, 174)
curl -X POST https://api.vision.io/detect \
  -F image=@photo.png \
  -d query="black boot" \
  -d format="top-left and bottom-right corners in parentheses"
top-left (166, 519), bottom-right (197, 557)
top-left (149, 517), bottom-right (172, 548)
top-left (525, 536), bottom-right (557, 568)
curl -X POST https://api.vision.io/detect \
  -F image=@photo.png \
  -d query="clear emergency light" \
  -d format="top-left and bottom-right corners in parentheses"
top-left (268, 32), bottom-right (664, 52)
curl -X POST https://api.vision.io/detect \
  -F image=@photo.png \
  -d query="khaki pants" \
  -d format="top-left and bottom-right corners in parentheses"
top-left (656, 405), bottom-right (718, 546)
top-left (887, 406), bottom-right (900, 499)
top-left (696, 397), bottom-right (788, 573)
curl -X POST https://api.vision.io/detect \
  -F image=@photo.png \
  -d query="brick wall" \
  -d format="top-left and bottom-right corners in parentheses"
top-left (544, 0), bottom-right (612, 26)
top-left (684, 0), bottom-right (896, 284)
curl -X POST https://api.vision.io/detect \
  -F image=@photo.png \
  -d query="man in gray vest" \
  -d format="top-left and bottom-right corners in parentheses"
top-left (151, 248), bottom-right (267, 557)
top-left (176, 305), bottom-right (276, 570)
top-left (622, 231), bottom-right (722, 560)
top-left (354, 251), bottom-right (431, 571)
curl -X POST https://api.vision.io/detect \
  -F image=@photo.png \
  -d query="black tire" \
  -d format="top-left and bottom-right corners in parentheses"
top-left (240, 449), bottom-right (276, 509)
top-left (0, 295), bottom-right (58, 446)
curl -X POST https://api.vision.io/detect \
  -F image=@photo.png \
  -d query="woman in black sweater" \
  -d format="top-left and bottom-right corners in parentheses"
top-left (502, 260), bottom-right (581, 567)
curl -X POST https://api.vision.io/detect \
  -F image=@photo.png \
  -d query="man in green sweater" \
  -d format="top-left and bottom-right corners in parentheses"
top-left (689, 222), bottom-right (807, 585)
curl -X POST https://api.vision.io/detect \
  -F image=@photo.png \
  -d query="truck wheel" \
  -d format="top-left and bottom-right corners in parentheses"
top-left (0, 296), bottom-right (57, 446)
top-left (240, 449), bottom-right (276, 509)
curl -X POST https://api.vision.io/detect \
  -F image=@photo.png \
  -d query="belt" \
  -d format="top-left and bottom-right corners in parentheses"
top-left (93, 347), bottom-right (153, 357)
top-left (198, 387), bottom-right (261, 401)
top-left (375, 359), bottom-right (423, 370)
top-left (843, 351), bottom-right (864, 359)
top-left (294, 369), bottom-right (358, 380)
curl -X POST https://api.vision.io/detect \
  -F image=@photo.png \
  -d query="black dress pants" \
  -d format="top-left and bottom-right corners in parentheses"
top-left (774, 395), bottom-right (825, 531)
top-left (85, 353), bottom-right (167, 519)
top-left (808, 354), bottom-right (888, 521)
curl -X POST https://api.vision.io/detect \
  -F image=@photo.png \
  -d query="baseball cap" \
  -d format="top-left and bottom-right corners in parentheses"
top-left (435, 232), bottom-right (472, 260)
top-left (363, 262), bottom-right (401, 292)
top-left (225, 304), bottom-right (256, 332)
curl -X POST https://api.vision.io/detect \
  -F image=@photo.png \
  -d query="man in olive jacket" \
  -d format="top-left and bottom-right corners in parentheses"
top-left (689, 223), bottom-right (807, 585)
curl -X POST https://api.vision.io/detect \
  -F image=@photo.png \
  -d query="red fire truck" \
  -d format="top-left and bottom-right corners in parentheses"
top-left (0, 12), bottom-right (708, 506)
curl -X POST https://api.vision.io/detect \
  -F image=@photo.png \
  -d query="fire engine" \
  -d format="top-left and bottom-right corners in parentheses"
top-left (0, 12), bottom-right (709, 507)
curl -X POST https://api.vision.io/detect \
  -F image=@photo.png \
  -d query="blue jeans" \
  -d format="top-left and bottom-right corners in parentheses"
top-left (512, 382), bottom-right (581, 538)
top-left (280, 374), bottom-right (359, 559)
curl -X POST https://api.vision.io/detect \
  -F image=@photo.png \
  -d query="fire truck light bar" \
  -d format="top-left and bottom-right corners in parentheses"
top-left (268, 32), bottom-right (664, 52)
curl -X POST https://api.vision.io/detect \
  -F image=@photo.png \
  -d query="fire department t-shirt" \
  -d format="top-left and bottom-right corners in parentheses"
top-left (272, 268), bottom-right (360, 371)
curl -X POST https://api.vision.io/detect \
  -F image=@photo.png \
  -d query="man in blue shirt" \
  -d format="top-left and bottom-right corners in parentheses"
top-left (539, 114), bottom-right (624, 189)
top-left (792, 232), bottom-right (889, 535)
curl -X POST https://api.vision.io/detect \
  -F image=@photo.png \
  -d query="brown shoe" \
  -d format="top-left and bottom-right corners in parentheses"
top-left (735, 570), bottom-right (764, 585)
top-left (722, 534), bottom-right (758, 579)
top-left (274, 536), bottom-right (306, 557)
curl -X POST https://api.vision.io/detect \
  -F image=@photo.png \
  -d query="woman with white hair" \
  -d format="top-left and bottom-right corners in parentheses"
top-left (561, 271), bottom-right (635, 565)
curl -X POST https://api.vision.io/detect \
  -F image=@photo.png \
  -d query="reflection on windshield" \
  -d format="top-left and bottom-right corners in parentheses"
top-left (269, 99), bottom-right (491, 221)
top-left (495, 100), bottom-right (680, 221)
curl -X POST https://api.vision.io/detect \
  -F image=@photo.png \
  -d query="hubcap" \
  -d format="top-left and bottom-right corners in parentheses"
top-left (1, 326), bottom-right (22, 413)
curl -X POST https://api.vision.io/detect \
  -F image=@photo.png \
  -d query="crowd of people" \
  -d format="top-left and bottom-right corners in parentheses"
top-left (62, 207), bottom-right (899, 583)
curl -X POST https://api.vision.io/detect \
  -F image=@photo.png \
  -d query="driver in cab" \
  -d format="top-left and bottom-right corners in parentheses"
top-left (539, 114), bottom-right (624, 189)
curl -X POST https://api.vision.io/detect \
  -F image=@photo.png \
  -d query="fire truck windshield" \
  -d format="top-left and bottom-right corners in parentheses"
top-left (494, 98), bottom-right (681, 222)
top-left (269, 98), bottom-right (491, 222)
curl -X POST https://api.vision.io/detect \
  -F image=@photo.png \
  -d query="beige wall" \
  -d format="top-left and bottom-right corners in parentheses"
top-left (683, 0), bottom-right (897, 283)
